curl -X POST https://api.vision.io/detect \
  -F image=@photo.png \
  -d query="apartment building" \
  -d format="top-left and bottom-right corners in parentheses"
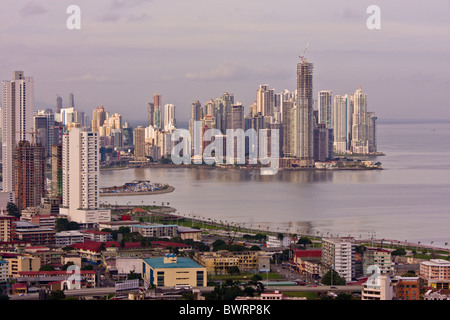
top-left (130, 224), bottom-right (178, 238)
top-left (420, 259), bottom-right (450, 289)
top-left (362, 248), bottom-right (393, 276)
top-left (0, 214), bottom-right (15, 242)
top-left (361, 274), bottom-right (393, 300)
top-left (392, 276), bottom-right (420, 300)
top-left (195, 250), bottom-right (270, 275)
top-left (5, 255), bottom-right (41, 278)
top-left (321, 237), bottom-right (355, 282)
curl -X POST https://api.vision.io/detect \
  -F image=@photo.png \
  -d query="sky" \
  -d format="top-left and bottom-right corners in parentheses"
top-left (1, 0), bottom-right (449, 126)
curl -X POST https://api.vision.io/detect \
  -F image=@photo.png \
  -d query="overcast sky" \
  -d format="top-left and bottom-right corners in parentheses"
top-left (1, 0), bottom-right (449, 126)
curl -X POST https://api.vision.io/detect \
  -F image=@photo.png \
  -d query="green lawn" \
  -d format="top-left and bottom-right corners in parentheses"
top-left (282, 291), bottom-right (318, 300)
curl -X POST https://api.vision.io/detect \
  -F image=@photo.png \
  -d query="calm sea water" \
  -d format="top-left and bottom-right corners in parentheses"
top-left (99, 122), bottom-right (450, 247)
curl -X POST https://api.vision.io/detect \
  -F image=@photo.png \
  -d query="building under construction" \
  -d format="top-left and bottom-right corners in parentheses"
top-left (13, 140), bottom-right (46, 212)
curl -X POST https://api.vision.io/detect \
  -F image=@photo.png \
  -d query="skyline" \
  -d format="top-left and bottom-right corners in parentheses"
top-left (1, 1), bottom-right (449, 126)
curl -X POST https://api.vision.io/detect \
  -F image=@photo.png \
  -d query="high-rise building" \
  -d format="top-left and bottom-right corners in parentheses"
top-left (164, 104), bottom-right (176, 131)
top-left (59, 127), bottom-right (110, 225)
top-left (256, 84), bottom-right (275, 117)
top-left (153, 93), bottom-right (162, 129)
top-left (56, 95), bottom-right (62, 114)
top-left (367, 112), bottom-right (377, 153)
top-left (313, 124), bottom-right (330, 162)
top-left (281, 100), bottom-right (294, 157)
top-left (318, 90), bottom-right (333, 128)
top-left (133, 126), bottom-right (146, 161)
top-left (14, 140), bottom-right (46, 212)
top-left (148, 102), bottom-right (155, 127)
top-left (51, 144), bottom-right (63, 200)
top-left (295, 58), bottom-right (314, 160)
top-left (91, 105), bottom-right (107, 133)
top-left (34, 109), bottom-right (55, 158)
top-left (333, 94), bottom-right (351, 154)
top-left (321, 237), bottom-right (355, 283)
top-left (204, 99), bottom-right (215, 117)
top-left (1, 71), bottom-right (34, 193)
top-left (351, 87), bottom-right (369, 154)
top-left (69, 93), bottom-right (75, 109)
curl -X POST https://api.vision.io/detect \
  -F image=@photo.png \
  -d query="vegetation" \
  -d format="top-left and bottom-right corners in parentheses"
top-left (321, 269), bottom-right (346, 286)
top-left (6, 202), bottom-right (20, 219)
top-left (55, 218), bottom-right (80, 232)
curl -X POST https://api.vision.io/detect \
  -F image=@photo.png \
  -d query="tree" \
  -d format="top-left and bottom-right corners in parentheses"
top-left (39, 264), bottom-right (56, 271)
top-left (61, 261), bottom-right (75, 271)
top-left (127, 270), bottom-right (141, 280)
top-left (297, 237), bottom-right (312, 247)
top-left (48, 290), bottom-right (66, 300)
top-left (226, 266), bottom-right (240, 276)
top-left (206, 279), bottom-right (243, 301)
top-left (391, 248), bottom-right (407, 256)
top-left (321, 269), bottom-right (346, 286)
top-left (6, 202), bottom-right (20, 219)
top-left (335, 293), bottom-right (353, 300)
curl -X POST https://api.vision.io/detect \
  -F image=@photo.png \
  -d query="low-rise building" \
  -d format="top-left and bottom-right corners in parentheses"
top-left (5, 255), bottom-right (41, 278)
top-left (361, 274), bottom-right (393, 300)
top-left (195, 250), bottom-right (270, 275)
top-left (392, 276), bottom-right (420, 300)
top-left (293, 250), bottom-right (322, 277)
top-left (131, 224), bottom-right (177, 238)
top-left (142, 254), bottom-right (207, 288)
top-left (362, 248), bottom-right (393, 276)
top-left (424, 289), bottom-right (450, 300)
top-left (16, 270), bottom-right (96, 289)
top-left (13, 221), bottom-right (55, 245)
top-left (55, 230), bottom-right (85, 247)
top-left (82, 230), bottom-right (113, 242)
top-left (420, 259), bottom-right (450, 289)
top-left (177, 226), bottom-right (202, 242)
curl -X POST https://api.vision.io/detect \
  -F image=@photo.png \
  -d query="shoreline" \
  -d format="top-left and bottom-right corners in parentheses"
top-left (99, 185), bottom-right (175, 197)
top-left (100, 163), bottom-right (383, 172)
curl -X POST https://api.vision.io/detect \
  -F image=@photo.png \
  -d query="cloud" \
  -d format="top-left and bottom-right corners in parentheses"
top-left (20, 2), bottom-right (48, 17)
top-left (185, 62), bottom-right (291, 82)
top-left (60, 73), bottom-right (116, 83)
top-left (185, 63), bottom-right (240, 81)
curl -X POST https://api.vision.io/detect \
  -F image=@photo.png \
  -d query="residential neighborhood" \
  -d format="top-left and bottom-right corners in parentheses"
top-left (1, 205), bottom-right (449, 301)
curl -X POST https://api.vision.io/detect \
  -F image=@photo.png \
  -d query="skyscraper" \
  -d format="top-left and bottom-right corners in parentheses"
top-left (134, 126), bottom-right (146, 161)
top-left (351, 87), bottom-right (369, 154)
top-left (164, 104), bottom-right (176, 131)
top-left (148, 102), bottom-right (155, 126)
top-left (367, 112), bottom-right (377, 153)
top-left (333, 94), bottom-right (351, 154)
top-left (256, 84), bottom-right (275, 117)
top-left (295, 57), bottom-right (314, 161)
top-left (1, 71), bottom-right (34, 193)
top-left (153, 93), bottom-right (162, 129)
top-left (318, 90), bottom-right (333, 128)
top-left (14, 140), bottom-right (46, 211)
top-left (69, 93), bottom-right (75, 109)
top-left (92, 105), bottom-right (106, 132)
top-left (60, 127), bottom-right (110, 225)
top-left (56, 95), bottom-right (62, 114)
top-left (34, 109), bottom-right (55, 158)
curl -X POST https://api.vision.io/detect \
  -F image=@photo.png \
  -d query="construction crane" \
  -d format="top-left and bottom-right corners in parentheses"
top-left (16, 128), bottom-right (40, 145)
top-left (299, 43), bottom-right (309, 62)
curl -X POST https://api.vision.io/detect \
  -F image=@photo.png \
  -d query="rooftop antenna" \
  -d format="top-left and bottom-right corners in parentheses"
top-left (299, 43), bottom-right (310, 62)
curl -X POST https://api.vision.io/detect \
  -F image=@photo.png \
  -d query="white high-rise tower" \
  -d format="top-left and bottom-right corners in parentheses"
top-left (59, 127), bottom-right (110, 224)
top-left (351, 87), bottom-right (369, 154)
top-left (1, 71), bottom-right (34, 192)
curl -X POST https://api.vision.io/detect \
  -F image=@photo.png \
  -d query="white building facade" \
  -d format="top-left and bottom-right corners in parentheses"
top-left (60, 127), bottom-right (110, 224)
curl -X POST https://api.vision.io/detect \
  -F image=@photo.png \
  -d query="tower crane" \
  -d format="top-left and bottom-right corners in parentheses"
top-left (299, 43), bottom-right (310, 62)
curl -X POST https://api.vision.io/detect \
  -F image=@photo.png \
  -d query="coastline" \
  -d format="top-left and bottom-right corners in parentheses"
top-left (99, 185), bottom-right (175, 197)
